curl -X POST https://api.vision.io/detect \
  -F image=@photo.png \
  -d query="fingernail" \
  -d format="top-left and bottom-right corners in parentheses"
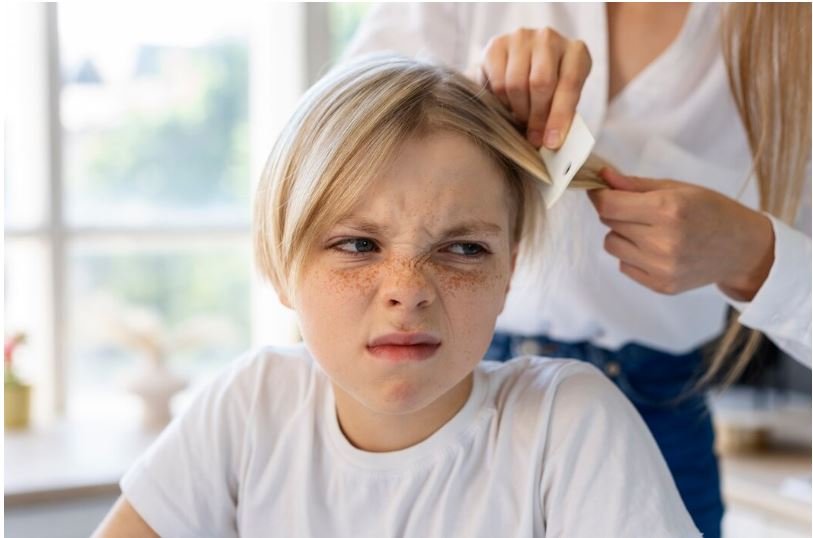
top-left (528, 130), bottom-right (544, 147)
top-left (544, 129), bottom-right (560, 148)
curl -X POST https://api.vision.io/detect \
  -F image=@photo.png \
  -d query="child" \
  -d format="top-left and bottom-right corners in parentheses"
top-left (94, 54), bottom-right (700, 537)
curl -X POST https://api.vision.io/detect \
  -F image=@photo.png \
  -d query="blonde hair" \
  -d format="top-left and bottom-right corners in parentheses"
top-left (254, 54), bottom-right (601, 302)
top-left (699, 3), bottom-right (811, 387)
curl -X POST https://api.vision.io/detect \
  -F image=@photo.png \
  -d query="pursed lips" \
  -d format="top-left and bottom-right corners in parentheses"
top-left (366, 332), bottom-right (442, 361)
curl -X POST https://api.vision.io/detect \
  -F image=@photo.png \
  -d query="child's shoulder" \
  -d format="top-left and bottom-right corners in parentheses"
top-left (238, 342), bottom-right (314, 370)
top-left (478, 355), bottom-right (619, 417)
top-left (236, 341), bottom-right (318, 380)
top-left (217, 342), bottom-right (312, 378)
top-left (201, 343), bottom-right (319, 409)
top-left (478, 355), bottom-right (605, 392)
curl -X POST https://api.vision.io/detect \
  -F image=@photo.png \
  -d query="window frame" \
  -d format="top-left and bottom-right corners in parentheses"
top-left (5, 2), bottom-right (323, 422)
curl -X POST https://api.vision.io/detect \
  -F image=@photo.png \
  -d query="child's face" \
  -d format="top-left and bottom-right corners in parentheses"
top-left (294, 130), bottom-right (517, 424)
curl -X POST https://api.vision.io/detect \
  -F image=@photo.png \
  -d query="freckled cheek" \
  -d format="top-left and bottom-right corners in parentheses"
top-left (435, 266), bottom-right (512, 335)
top-left (304, 265), bottom-right (391, 386)
top-left (302, 265), bottom-right (380, 318)
top-left (435, 263), bottom-right (510, 303)
top-left (328, 264), bottom-right (381, 298)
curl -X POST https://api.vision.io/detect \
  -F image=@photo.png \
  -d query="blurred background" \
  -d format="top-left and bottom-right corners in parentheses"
top-left (4, 3), bottom-right (371, 536)
top-left (3, 3), bottom-right (810, 538)
top-left (6, 0), bottom-right (371, 433)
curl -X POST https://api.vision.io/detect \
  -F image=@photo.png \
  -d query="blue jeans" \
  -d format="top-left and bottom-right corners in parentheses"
top-left (485, 332), bottom-right (723, 538)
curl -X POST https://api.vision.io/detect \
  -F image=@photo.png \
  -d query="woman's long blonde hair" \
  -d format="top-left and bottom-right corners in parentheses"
top-left (700, 3), bottom-right (811, 387)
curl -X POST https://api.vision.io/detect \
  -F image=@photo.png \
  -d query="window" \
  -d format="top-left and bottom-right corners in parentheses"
top-left (59, 5), bottom-right (252, 229)
top-left (329, 3), bottom-right (372, 62)
top-left (6, 3), bottom-right (371, 427)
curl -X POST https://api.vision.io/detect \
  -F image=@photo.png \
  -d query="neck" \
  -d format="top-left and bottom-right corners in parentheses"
top-left (332, 373), bottom-right (474, 452)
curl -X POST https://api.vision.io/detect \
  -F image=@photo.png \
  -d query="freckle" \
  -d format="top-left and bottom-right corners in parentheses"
top-left (435, 265), bottom-right (490, 294)
top-left (328, 264), bottom-right (380, 293)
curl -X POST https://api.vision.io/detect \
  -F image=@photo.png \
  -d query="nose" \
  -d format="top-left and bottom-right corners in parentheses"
top-left (380, 258), bottom-right (436, 310)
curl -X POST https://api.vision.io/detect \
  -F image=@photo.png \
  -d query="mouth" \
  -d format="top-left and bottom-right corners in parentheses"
top-left (367, 332), bottom-right (442, 362)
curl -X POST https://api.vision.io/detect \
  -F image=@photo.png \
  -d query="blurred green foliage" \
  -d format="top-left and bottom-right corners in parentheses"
top-left (329, 3), bottom-right (371, 61)
top-left (83, 40), bottom-right (249, 207)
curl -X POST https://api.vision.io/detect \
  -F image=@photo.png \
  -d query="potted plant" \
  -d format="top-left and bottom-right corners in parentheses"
top-left (79, 295), bottom-right (240, 431)
top-left (5, 332), bottom-right (32, 430)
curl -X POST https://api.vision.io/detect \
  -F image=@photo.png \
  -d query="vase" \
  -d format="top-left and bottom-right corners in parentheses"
top-left (125, 359), bottom-right (188, 431)
top-left (5, 382), bottom-right (32, 430)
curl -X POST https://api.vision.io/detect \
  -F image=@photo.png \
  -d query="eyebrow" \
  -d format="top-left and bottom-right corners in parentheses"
top-left (334, 218), bottom-right (504, 239)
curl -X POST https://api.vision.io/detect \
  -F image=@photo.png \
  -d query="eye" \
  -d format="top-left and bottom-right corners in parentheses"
top-left (444, 242), bottom-right (488, 257)
top-left (332, 237), bottom-right (379, 255)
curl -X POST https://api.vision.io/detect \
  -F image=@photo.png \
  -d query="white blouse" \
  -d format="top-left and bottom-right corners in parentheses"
top-left (344, 2), bottom-right (812, 366)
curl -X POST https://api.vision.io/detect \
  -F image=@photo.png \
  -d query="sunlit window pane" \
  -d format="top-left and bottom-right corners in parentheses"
top-left (67, 240), bottom-right (251, 421)
top-left (328, 3), bottom-right (372, 61)
top-left (58, 4), bottom-right (252, 228)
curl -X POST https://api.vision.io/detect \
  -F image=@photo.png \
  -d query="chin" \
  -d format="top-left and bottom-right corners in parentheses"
top-left (366, 379), bottom-right (439, 416)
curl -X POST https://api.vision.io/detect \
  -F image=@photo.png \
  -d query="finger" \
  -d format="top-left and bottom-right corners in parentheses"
top-left (599, 218), bottom-right (653, 245)
top-left (504, 37), bottom-right (533, 124)
top-left (588, 188), bottom-right (659, 224)
top-left (603, 230), bottom-right (650, 270)
top-left (620, 261), bottom-right (684, 295)
top-left (605, 221), bottom-right (691, 285)
top-left (618, 260), bottom-right (662, 290)
top-left (542, 40), bottom-right (591, 149)
top-left (482, 37), bottom-right (511, 109)
top-left (603, 220), bottom-right (692, 285)
top-left (601, 167), bottom-right (665, 193)
top-left (526, 35), bottom-right (561, 147)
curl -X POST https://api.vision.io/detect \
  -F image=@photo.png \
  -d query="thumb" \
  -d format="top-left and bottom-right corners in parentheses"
top-left (600, 167), bottom-right (663, 193)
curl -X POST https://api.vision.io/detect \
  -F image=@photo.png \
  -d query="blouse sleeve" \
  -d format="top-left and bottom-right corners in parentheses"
top-left (719, 166), bottom-right (812, 367)
top-left (340, 3), bottom-right (471, 69)
top-left (119, 353), bottom-right (256, 538)
top-left (539, 364), bottom-right (701, 537)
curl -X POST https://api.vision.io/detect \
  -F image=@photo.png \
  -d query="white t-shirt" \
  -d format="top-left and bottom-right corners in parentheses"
top-left (120, 345), bottom-right (700, 537)
top-left (343, 2), bottom-right (812, 366)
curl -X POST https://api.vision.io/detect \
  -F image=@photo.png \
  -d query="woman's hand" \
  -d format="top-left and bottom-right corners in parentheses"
top-left (472, 27), bottom-right (592, 150)
top-left (588, 167), bottom-right (776, 301)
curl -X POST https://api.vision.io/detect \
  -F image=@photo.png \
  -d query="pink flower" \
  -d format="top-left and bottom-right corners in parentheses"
top-left (4, 333), bottom-right (27, 368)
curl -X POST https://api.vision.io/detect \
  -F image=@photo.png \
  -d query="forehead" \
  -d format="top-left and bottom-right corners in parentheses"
top-left (345, 131), bottom-right (513, 227)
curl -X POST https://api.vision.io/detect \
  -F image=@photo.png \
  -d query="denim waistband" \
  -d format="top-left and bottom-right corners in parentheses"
top-left (488, 332), bottom-right (703, 374)
top-left (486, 331), bottom-right (708, 407)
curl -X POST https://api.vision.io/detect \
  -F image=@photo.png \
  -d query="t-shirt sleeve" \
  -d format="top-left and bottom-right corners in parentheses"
top-left (119, 353), bottom-right (256, 538)
top-left (340, 3), bottom-right (471, 70)
top-left (538, 364), bottom-right (701, 538)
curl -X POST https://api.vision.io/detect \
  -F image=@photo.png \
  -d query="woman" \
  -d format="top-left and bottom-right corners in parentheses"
top-left (343, 4), bottom-right (811, 537)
